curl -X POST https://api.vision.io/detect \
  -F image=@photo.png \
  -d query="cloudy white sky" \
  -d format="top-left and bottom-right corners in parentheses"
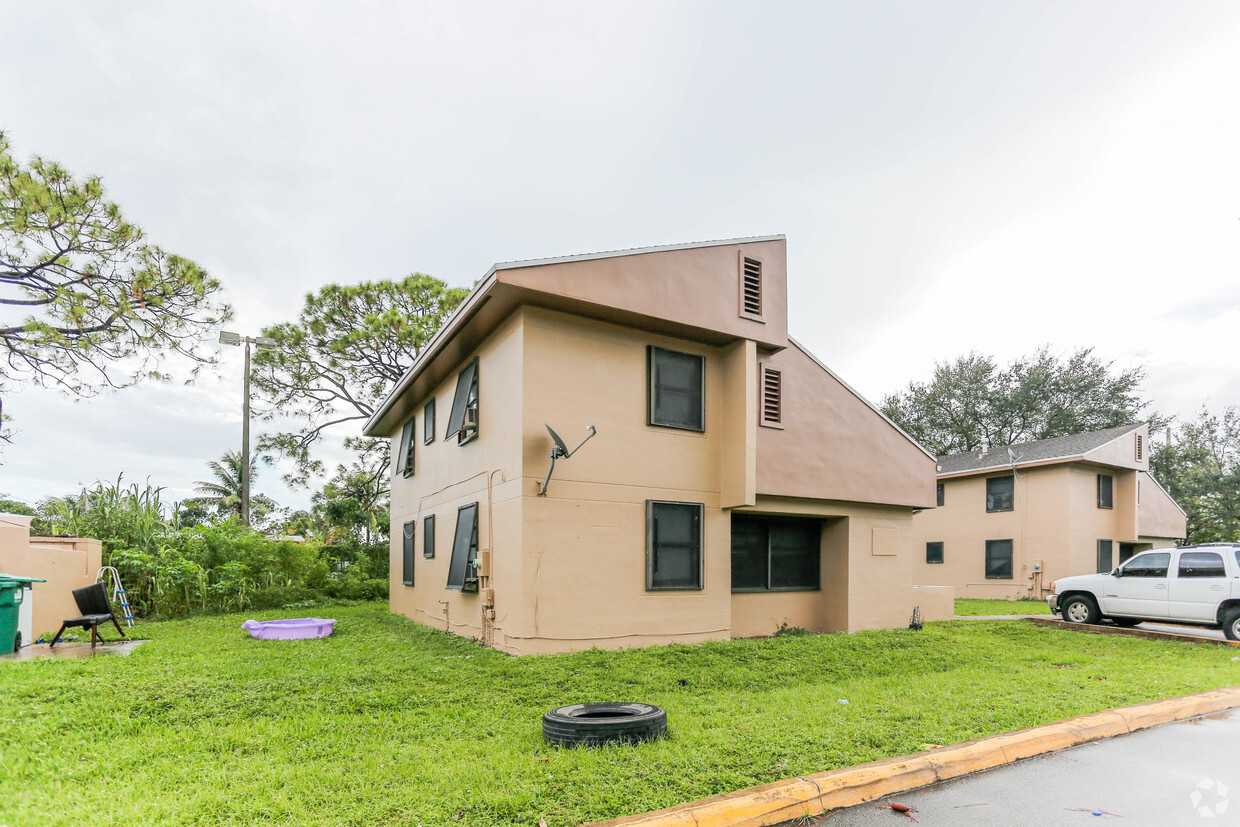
top-left (2, 1), bottom-right (1239, 513)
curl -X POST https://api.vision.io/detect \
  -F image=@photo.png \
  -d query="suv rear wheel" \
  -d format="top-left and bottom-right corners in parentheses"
top-left (1222, 608), bottom-right (1240, 642)
top-left (1062, 594), bottom-right (1101, 625)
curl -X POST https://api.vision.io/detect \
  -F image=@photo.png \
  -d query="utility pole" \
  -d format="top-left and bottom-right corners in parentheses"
top-left (219, 331), bottom-right (277, 526)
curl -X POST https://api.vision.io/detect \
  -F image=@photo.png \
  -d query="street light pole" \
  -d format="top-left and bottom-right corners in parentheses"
top-left (220, 331), bottom-right (277, 527)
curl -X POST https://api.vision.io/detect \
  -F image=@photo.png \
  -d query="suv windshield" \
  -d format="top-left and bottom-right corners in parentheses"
top-left (1120, 552), bottom-right (1170, 578)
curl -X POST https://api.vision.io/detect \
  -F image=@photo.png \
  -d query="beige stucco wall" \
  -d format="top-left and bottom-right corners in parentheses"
top-left (0, 517), bottom-right (102, 640)
top-left (1137, 471), bottom-right (1187, 542)
top-left (914, 460), bottom-right (1175, 599)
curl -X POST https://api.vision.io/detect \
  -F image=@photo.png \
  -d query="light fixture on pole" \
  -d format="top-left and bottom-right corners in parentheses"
top-left (219, 331), bottom-right (278, 526)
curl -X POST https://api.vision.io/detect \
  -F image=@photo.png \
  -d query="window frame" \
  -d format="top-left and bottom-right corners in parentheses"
top-left (424, 398), bottom-right (436, 445)
top-left (445, 358), bottom-right (479, 445)
top-left (985, 539), bottom-right (1013, 579)
top-left (397, 417), bottom-right (416, 478)
top-left (1119, 551), bottom-right (1170, 578)
top-left (1177, 550), bottom-right (1226, 579)
top-left (926, 541), bottom-right (944, 564)
top-left (1097, 539), bottom-right (1113, 573)
top-left (445, 502), bottom-right (480, 592)
top-left (936, 483), bottom-right (944, 507)
top-left (401, 520), bottom-right (415, 586)
top-left (646, 500), bottom-right (704, 591)
top-left (986, 476), bottom-right (1014, 513)
top-left (730, 515), bottom-right (821, 592)
top-left (1097, 474), bottom-right (1113, 509)
top-left (647, 346), bottom-right (705, 432)
top-left (423, 514), bottom-right (436, 559)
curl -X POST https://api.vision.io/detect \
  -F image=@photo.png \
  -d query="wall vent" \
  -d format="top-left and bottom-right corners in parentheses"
top-left (761, 365), bottom-right (782, 426)
top-left (1135, 434), bottom-right (1143, 461)
top-left (740, 256), bottom-right (763, 319)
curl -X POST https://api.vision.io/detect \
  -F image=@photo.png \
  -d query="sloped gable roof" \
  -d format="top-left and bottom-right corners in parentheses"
top-left (937, 424), bottom-right (1141, 476)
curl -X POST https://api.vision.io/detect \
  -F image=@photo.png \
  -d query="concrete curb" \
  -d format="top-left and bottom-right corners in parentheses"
top-left (588, 686), bottom-right (1240, 827)
top-left (1026, 616), bottom-right (1240, 645)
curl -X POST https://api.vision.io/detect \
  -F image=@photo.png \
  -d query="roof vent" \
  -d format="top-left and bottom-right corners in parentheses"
top-left (740, 257), bottom-right (762, 319)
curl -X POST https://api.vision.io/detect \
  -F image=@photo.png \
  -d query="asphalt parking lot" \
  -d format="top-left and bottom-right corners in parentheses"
top-left (798, 711), bottom-right (1239, 826)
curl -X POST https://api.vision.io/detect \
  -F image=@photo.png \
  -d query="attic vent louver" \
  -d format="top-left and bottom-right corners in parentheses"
top-left (761, 365), bottom-right (782, 426)
top-left (1135, 434), bottom-right (1143, 461)
top-left (740, 256), bottom-right (762, 319)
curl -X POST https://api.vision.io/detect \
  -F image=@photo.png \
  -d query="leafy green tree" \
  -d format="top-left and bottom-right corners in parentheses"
top-left (250, 276), bottom-right (468, 486)
top-left (0, 131), bottom-right (231, 413)
top-left (1151, 406), bottom-right (1240, 544)
top-left (0, 495), bottom-right (34, 516)
top-left (191, 451), bottom-right (279, 523)
top-left (882, 346), bottom-right (1164, 456)
top-left (311, 438), bottom-right (390, 544)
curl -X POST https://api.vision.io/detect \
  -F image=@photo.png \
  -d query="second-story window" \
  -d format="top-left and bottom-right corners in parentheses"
top-left (446, 358), bottom-right (479, 444)
top-left (397, 417), bottom-right (416, 478)
top-left (986, 476), bottom-right (1014, 512)
top-left (1097, 474), bottom-right (1113, 509)
top-left (648, 346), bottom-right (704, 432)
top-left (424, 398), bottom-right (436, 444)
top-left (926, 541), bottom-right (944, 564)
top-left (936, 483), bottom-right (944, 507)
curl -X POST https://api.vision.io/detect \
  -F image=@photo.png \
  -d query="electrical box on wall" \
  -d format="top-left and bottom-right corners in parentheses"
top-left (482, 588), bottom-right (494, 607)
top-left (478, 550), bottom-right (492, 577)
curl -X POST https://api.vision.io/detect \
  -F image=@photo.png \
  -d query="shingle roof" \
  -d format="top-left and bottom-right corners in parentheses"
top-left (937, 424), bottom-right (1141, 476)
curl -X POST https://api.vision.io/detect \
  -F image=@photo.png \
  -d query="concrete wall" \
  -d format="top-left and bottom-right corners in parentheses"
top-left (1137, 471), bottom-right (1187, 542)
top-left (0, 516), bottom-right (102, 641)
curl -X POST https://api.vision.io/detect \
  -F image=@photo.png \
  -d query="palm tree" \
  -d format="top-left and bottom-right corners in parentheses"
top-left (192, 451), bottom-right (255, 519)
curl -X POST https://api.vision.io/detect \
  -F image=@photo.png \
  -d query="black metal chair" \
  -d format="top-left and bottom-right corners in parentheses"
top-left (50, 583), bottom-right (126, 648)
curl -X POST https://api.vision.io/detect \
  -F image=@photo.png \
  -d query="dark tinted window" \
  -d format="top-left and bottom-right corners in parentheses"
top-left (1178, 551), bottom-right (1226, 578)
top-left (985, 539), bottom-right (1013, 579)
top-left (424, 398), bottom-right (436, 444)
top-left (936, 483), bottom-right (944, 507)
top-left (926, 541), bottom-right (944, 564)
top-left (446, 503), bottom-right (479, 591)
top-left (1121, 552), bottom-right (1169, 577)
top-left (445, 359), bottom-right (479, 443)
top-left (1097, 474), bottom-right (1113, 509)
top-left (423, 514), bottom-right (435, 558)
top-left (731, 516), bottom-right (820, 591)
top-left (647, 501), bottom-right (703, 590)
top-left (1097, 539), bottom-right (1113, 573)
top-left (401, 520), bottom-right (415, 586)
top-left (986, 476), bottom-right (1013, 512)
top-left (648, 347), bottom-right (704, 431)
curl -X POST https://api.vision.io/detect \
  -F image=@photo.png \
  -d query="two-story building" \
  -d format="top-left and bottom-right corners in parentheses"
top-left (363, 236), bottom-right (941, 654)
top-left (912, 425), bottom-right (1187, 600)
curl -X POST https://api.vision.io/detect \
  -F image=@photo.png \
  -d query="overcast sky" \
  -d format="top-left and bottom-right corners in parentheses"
top-left (2, 1), bottom-right (1239, 513)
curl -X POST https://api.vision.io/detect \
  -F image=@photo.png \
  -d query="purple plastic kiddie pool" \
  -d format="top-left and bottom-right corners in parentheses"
top-left (241, 618), bottom-right (336, 640)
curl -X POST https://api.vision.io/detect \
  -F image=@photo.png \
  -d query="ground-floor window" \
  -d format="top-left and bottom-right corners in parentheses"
top-left (731, 515), bottom-right (820, 591)
top-left (646, 501), bottom-right (703, 590)
top-left (402, 520), bottom-right (415, 586)
top-left (925, 541), bottom-right (944, 564)
top-left (985, 539), bottom-right (1013, 579)
top-left (1097, 539), bottom-right (1113, 573)
top-left (446, 503), bottom-right (479, 592)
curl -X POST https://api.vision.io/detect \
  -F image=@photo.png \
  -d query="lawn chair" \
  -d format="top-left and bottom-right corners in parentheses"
top-left (49, 583), bottom-right (127, 649)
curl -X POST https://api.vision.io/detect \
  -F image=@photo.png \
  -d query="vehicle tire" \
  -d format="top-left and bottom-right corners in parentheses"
top-left (542, 702), bottom-right (667, 747)
top-left (1222, 609), bottom-right (1240, 642)
top-left (1061, 595), bottom-right (1100, 625)
top-left (1111, 618), bottom-right (1142, 628)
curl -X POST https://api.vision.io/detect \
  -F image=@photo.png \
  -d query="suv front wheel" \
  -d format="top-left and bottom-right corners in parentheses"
top-left (1061, 594), bottom-right (1101, 625)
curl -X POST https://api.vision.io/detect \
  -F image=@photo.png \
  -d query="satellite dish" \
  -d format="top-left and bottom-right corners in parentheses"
top-left (546, 424), bottom-right (570, 458)
top-left (538, 423), bottom-right (598, 496)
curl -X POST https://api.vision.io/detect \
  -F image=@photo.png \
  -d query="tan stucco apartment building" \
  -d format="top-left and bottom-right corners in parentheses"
top-left (363, 236), bottom-right (941, 654)
top-left (912, 424), bottom-right (1187, 600)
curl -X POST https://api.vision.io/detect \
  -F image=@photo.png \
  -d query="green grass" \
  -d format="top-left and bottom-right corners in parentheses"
top-left (2, 604), bottom-right (1235, 826)
top-left (955, 597), bottom-right (1053, 616)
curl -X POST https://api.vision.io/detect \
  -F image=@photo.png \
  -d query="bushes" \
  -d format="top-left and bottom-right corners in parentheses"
top-left (35, 478), bottom-right (389, 618)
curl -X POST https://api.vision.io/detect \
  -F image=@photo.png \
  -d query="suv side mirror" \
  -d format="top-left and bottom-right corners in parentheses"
top-left (1111, 567), bottom-right (1123, 577)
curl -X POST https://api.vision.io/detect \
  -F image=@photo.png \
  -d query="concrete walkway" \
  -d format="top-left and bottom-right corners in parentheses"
top-left (1, 639), bottom-right (148, 661)
top-left (812, 711), bottom-right (1239, 826)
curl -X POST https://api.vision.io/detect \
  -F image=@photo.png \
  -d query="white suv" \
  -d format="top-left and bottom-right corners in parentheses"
top-left (1047, 544), bottom-right (1240, 641)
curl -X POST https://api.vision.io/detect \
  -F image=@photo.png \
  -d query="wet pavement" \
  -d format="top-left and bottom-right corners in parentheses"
top-left (795, 712), bottom-right (1239, 826)
top-left (1, 639), bottom-right (148, 661)
top-left (956, 615), bottom-right (1233, 643)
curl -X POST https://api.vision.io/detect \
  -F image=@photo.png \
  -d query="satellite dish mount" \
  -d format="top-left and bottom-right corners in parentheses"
top-left (538, 423), bottom-right (597, 496)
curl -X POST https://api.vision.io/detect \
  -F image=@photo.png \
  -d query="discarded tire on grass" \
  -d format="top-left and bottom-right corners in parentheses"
top-left (542, 702), bottom-right (667, 747)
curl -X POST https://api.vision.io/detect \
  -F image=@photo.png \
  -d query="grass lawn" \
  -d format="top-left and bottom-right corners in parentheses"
top-left (3, 604), bottom-right (1235, 826)
top-left (955, 597), bottom-right (1052, 616)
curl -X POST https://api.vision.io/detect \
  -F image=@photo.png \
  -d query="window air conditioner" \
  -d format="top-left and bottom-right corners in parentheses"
top-left (464, 406), bottom-right (478, 429)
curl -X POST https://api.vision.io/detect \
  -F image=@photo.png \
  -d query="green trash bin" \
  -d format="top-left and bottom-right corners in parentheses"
top-left (0, 577), bottom-right (22, 655)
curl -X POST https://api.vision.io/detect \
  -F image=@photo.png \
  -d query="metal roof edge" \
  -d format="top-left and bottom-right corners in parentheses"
top-left (938, 453), bottom-right (1087, 478)
top-left (485, 235), bottom-right (787, 276)
top-left (787, 336), bottom-right (937, 463)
